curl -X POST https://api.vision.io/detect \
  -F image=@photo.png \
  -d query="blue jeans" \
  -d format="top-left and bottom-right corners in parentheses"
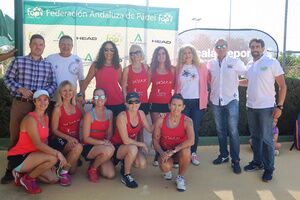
top-left (247, 107), bottom-right (274, 171)
top-left (183, 99), bottom-right (206, 154)
top-left (211, 100), bottom-right (240, 162)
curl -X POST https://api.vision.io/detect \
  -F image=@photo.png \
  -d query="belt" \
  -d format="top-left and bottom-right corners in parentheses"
top-left (15, 96), bottom-right (33, 103)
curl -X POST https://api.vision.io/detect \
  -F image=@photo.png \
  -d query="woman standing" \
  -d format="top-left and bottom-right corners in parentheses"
top-left (80, 41), bottom-right (125, 117)
top-left (121, 44), bottom-right (150, 115)
top-left (175, 45), bottom-right (208, 166)
top-left (50, 81), bottom-right (83, 185)
top-left (149, 46), bottom-right (175, 166)
top-left (82, 88), bottom-right (115, 182)
top-left (111, 92), bottom-right (153, 189)
top-left (7, 90), bottom-right (68, 194)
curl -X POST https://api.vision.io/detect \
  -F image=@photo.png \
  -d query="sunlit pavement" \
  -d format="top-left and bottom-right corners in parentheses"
top-left (0, 143), bottom-right (299, 200)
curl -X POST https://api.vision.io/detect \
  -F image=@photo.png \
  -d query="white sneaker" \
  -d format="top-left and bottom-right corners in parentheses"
top-left (274, 150), bottom-right (280, 156)
top-left (173, 163), bottom-right (179, 169)
top-left (152, 160), bottom-right (159, 167)
top-left (176, 175), bottom-right (186, 192)
top-left (163, 171), bottom-right (172, 180)
top-left (191, 152), bottom-right (200, 166)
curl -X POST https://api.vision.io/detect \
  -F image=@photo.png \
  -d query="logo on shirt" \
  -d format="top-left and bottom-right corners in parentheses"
top-left (182, 70), bottom-right (197, 79)
top-left (260, 66), bottom-right (268, 71)
top-left (227, 65), bottom-right (233, 69)
top-left (68, 61), bottom-right (80, 75)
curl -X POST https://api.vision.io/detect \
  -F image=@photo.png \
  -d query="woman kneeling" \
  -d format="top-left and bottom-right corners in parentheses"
top-left (152, 93), bottom-right (194, 192)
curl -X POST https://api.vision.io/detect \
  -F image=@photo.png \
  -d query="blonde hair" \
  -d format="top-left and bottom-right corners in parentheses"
top-left (129, 44), bottom-right (144, 63)
top-left (55, 80), bottom-right (76, 107)
top-left (176, 45), bottom-right (200, 69)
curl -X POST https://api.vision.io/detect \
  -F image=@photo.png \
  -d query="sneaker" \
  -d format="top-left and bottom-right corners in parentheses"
top-left (173, 162), bottom-right (179, 169)
top-left (244, 161), bottom-right (264, 172)
top-left (231, 162), bottom-right (241, 174)
top-left (60, 173), bottom-right (71, 186)
top-left (1, 168), bottom-right (13, 184)
top-left (12, 170), bottom-right (24, 186)
top-left (87, 168), bottom-right (99, 183)
top-left (176, 175), bottom-right (186, 192)
top-left (20, 174), bottom-right (42, 194)
top-left (121, 174), bottom-right (138, 188)
top-left (191, 153), bottom-right (200, 166)
top-left (262, 170), bottom-right (273, 182)
top-left (163, 171), bottom-right (173, 180)
top-left (152, 160), bottom-right (159, 167)
top-left (213, 155), bottom-right (229, 165)
top-left (274, 150), bottom-right (280, 156)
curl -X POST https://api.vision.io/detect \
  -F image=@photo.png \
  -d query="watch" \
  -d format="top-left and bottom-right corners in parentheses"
top-left (276, 105), bottom-right (283, 110)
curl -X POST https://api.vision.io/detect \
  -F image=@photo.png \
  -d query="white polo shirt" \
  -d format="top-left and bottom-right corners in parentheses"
top-left (46, 53), bottom-right (84, 89)
top-left (207, 55), bottom-right (246, 106)
top-left (246, 55), bottom-right (284, 109)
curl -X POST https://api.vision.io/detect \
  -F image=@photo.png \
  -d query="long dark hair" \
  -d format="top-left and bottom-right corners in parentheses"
top-left (150, 46), bottom-right (172, 73)
top-left (94, 41), bottom-right (120, 70)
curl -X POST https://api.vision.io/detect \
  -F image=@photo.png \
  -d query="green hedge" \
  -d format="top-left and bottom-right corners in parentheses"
top-left (0, 77), bottom-right (299, 138)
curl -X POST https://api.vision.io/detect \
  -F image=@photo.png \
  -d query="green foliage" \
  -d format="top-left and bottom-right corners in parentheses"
top-left (0, 78), bottom-right (12, 137)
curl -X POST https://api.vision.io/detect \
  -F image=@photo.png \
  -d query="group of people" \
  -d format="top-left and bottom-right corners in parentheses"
top-left (0, 33), bottom-right (286, 194)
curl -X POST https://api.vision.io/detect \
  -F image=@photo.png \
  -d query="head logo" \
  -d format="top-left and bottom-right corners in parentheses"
top-left (159, 13), bottom-right (173, 24)
top-left (27, 7), bottom-right (43, 18)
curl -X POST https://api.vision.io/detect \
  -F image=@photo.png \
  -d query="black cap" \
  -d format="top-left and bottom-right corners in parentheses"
top-left (126, 92), bottom-right (140, 102)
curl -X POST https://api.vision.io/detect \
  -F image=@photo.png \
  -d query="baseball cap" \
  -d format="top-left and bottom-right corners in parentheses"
top-left (33, 90), bottom-right (49, 99)
top-left (126, 92), bottom-right (140, 102)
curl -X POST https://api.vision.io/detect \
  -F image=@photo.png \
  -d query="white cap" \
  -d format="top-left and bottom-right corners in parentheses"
top-left (33, 90), bottom-right (49, 99)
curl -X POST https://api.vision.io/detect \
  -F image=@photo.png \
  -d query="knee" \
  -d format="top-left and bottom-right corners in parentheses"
top-left (136, 158), bottom-right (147, 169)
top-left (160, 162), bottom-right (172, 172)
top-left (48, 155), bottom-right (58, 165)
top-left (103, 146), bottom-right (114, 159)
top-left (72, 143), bottom-right (83, 155)
top-left (103, 170), bottom-right (115, 179)
top-left (127, 145), bottom-right (138, 157)
top-left (179, 148), bottom-right (191, 161)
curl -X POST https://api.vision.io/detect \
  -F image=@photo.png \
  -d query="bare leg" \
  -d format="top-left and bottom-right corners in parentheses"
top-left (134, 150), bottom-right (147, 169)
top-left (99, 160), bottom-right (115, 179)
top-left (117, 144), bottom-right (138, 175)
top-left (178, 148), bottom-right (191, 176)
top-left (64, 143), bottom-right (83, 174)
top-left (87, 144), bottom-right (115, 168)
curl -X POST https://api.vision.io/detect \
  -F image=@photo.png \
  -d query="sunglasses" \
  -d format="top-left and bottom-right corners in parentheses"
top-left (104, 48), bottom-right (115, 53)
top-left (129, 50), bottom-right (141, 56)
top-left (94, 95), bottom-right (106, 100)
top-left (215, 44), bottom-right (227, 49)
top-left (127, 99), bottom-right (140, 104)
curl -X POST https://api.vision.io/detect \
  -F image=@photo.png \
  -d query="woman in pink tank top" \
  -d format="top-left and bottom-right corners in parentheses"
top-left (7, 90), bottom-right (68, 194)
top-left (152, 93), bottom-right (194, 192)
top-left (82, 88), bottom-right (115, 182)
top-left (149, 46), bottom-right (175, 166)
top-left (111, 92), bottom-right (153, 189)
top-left (51, 81), bottom-right (83, 182)
top-left (121, 44), bottom-right (150, 115)
top-left (80, 41), bottom-right (125, 117)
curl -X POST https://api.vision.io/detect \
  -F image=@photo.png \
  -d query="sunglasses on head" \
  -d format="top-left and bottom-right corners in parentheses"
top-left (127, 99), bottom-right (140, 104)
top-left (215, 44), bottom-right (227, 49)
top-left (129, 50), bottom-right (141, 56)
top-left (104, 48), bottom-right (115, 53)
top-left (94, 95), bottom-right (106, 100)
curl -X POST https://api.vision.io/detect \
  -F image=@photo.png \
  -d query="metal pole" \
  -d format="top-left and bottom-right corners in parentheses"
top-left (282, 0), bottom-right (289, 69)
top-left (14, 0), bottom-right (24, 56)
top-left (228, 0), bottom-right (232, 43)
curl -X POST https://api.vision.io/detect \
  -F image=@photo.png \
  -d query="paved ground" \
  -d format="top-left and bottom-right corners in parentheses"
top-left (0, 143), bottom-right (299, 200)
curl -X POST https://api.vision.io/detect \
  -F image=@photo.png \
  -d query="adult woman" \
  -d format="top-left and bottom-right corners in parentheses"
top-left (153, 93), bottom-right (194, 192)
top-left (82, 88), bottom-right (115, 182)
top-left (111, 92), bottom-right (153, 189)
top-left (7, 90), bottom-right (68, 194)
top-left (80, 41), bottom-right (125, 117)
top-left (50, 81), bottom-right (83, 185)
top-left (121, 44), bottom-right (150, 115)
top-left (149, 46), bottom-right (175, 166)
top-left (175, 45), bottom-right (208, 166)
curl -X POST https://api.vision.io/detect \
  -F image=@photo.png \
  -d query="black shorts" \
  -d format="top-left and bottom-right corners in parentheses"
top-left (112, 144), bottom-right (122, 166)
top-left (81, 144), bottom-right (94, 161)
top-left (49, 137), bottom-right (67, 152)
top-left (106, 104), bottom-right (126, 117)
top-left (149, 103), bottom-right (169, 113)
top-left (7, 153), bottom-right (30, 170)
top-left (139, 103), bottom-right (150, 115)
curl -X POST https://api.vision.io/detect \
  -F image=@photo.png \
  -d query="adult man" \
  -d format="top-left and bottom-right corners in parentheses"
top-left (243, 38), bottom-right (286, 182)
top-left (2, 34), bottom-right (57, 184)
top-left (207, 39), bottom-right (246, 174)
top-left (46, 35), bottom-right (84, 91)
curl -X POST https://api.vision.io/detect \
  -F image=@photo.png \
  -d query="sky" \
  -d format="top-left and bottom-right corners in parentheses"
top-left (1, 0), bottom-right (300, 52)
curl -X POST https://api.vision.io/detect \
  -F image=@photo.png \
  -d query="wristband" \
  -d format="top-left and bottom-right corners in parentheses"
top-left (276, 105), bottom-right (283, 110)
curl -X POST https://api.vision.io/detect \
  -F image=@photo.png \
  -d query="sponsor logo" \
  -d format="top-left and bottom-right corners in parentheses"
top-left (158, 13), bottom-right (173, 24)
top-left (84, 53), bottom-right (93, 62)
top-left (76, 36), bottom-right (97, 41)
top-left (27, 7), bottom-right (43, 18)
top-left (152, 39), bottom-right (171, 44)
top-left (106, 34), bottom-right (122, 45)
top-left (130, 33), bottom-right (145, 45)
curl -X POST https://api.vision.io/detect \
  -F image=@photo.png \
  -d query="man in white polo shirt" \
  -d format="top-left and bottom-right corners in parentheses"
top-left (207, 39), bottom-right (246, 174)
top-left (243, 38), bottom-right (286, 182)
